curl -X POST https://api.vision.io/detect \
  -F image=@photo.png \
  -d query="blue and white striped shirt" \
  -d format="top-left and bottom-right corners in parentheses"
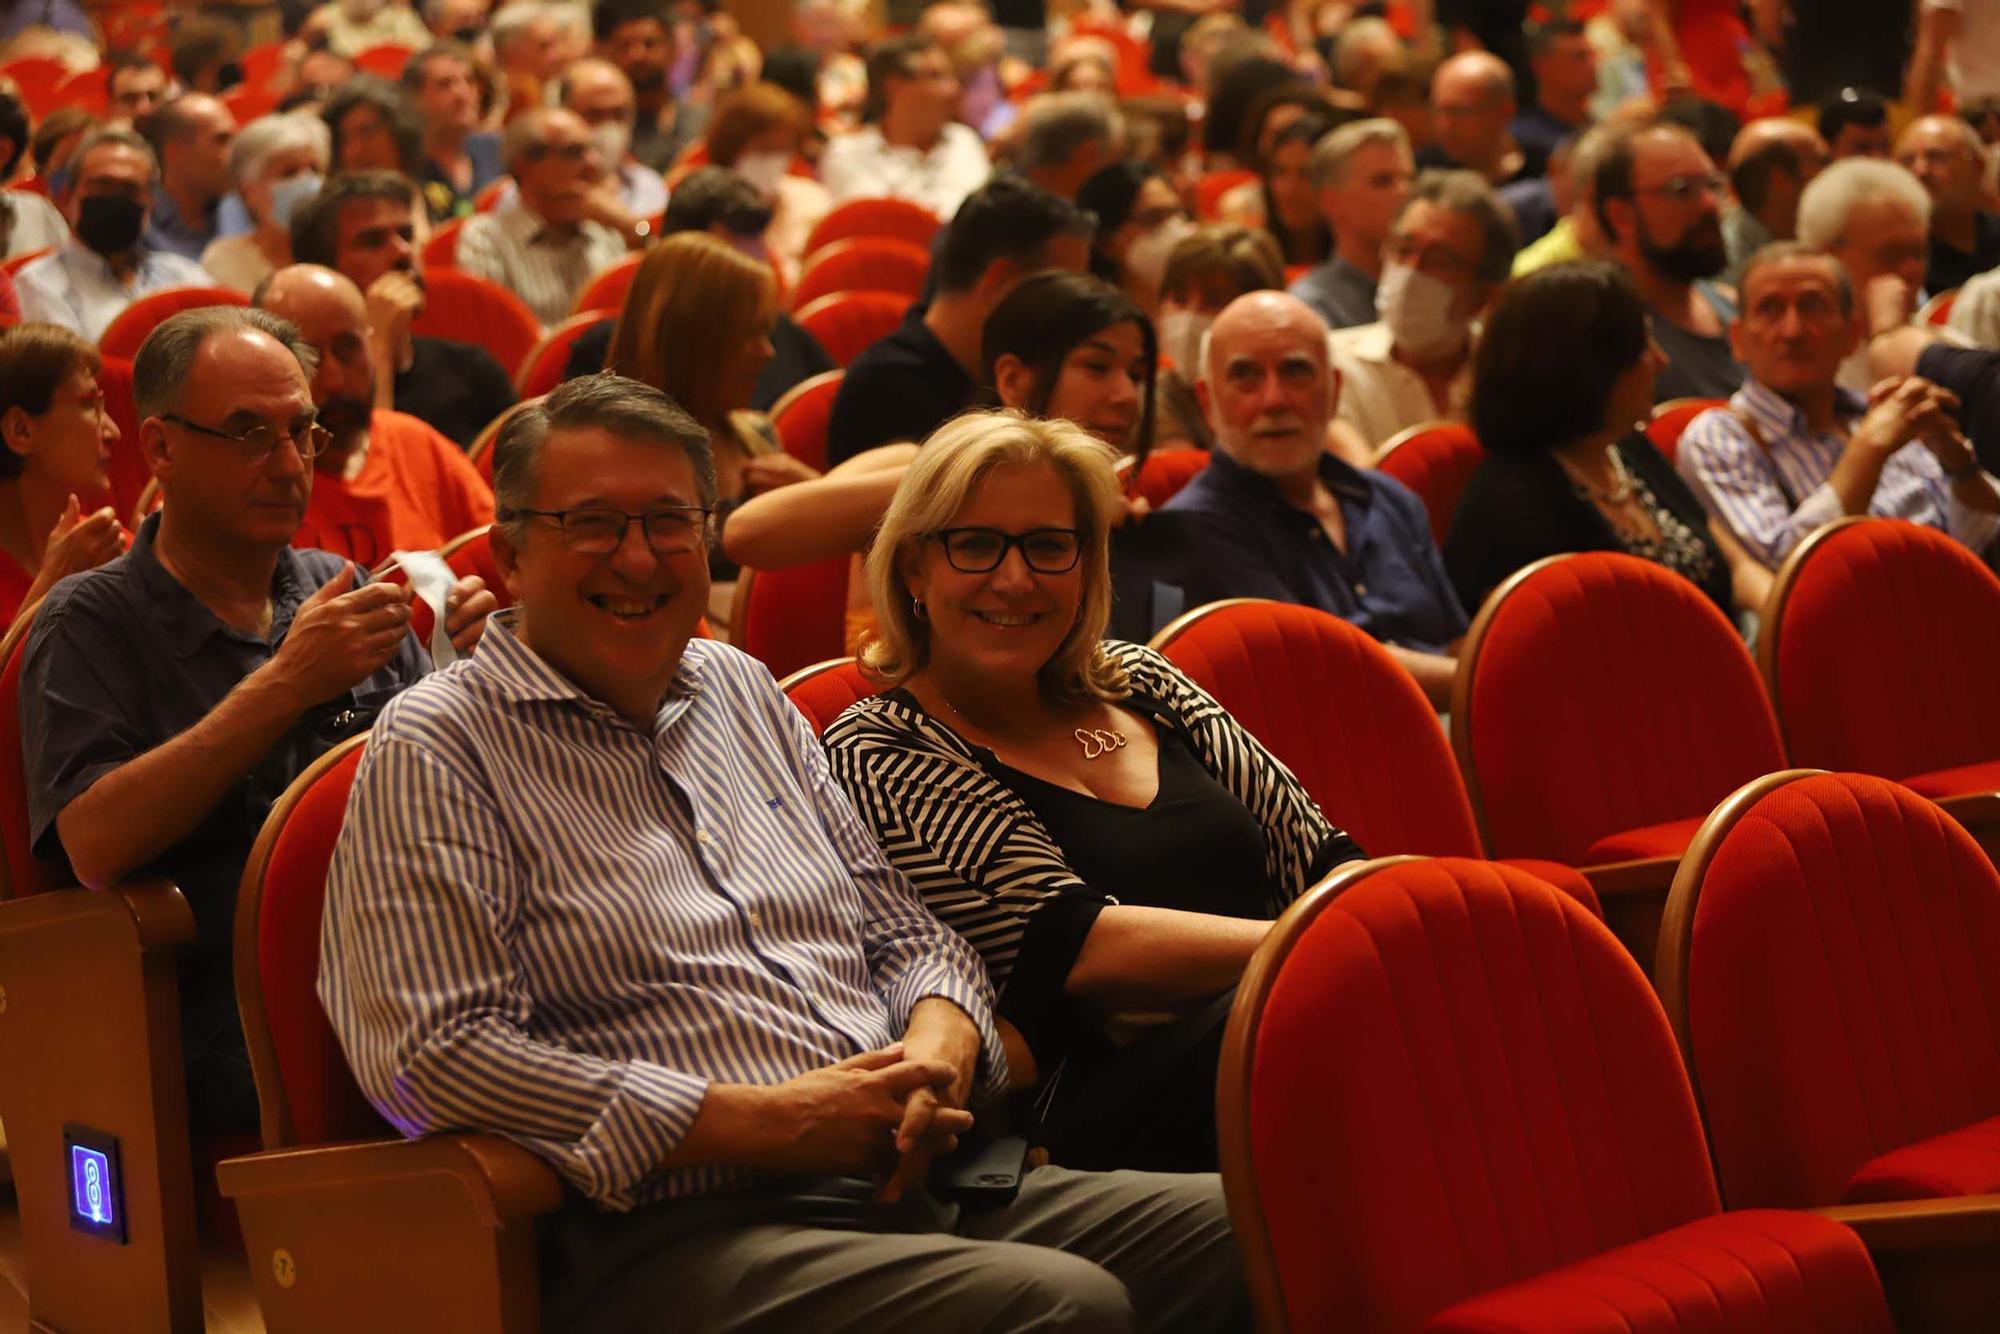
top-left (320, 613), bottom-right (1007, 1210)
top-left (1677, 377), bottom-right (2000, 567)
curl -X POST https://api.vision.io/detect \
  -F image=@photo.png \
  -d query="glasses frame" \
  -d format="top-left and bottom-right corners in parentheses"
top-left (508, 504), bottom-right (715, 555)
top-left (161, 412), bottom-right (331, 462)
top-left (927, 526), bottom-right (1084, 575)
top-left (1633, 172), bottom-right (1728, 203)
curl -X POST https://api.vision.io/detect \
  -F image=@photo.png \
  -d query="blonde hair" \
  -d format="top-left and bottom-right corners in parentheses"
top-left (607, 231), bottom-right (776, 427)
top-left (863, 410), bottom-right (1131, 702)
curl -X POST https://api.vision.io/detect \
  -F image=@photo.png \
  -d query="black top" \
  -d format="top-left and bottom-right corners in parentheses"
top-left (1918, 341), bottom-right (2000, 475)
top-left (1928, 213), bottom-right (2000, 298)
top-left (397, 335), bottom-right (518, 449)
top-left (825, 308), bottom-right (980, 465)
top-left (1444, 433), bottom-right (1732, 615)
top-left (1650, 283), bottom-right (1745, 402)
top-left (1416, 139), bottom-right (1549, 187)
top-left (563, 313), bottom-right (836, 412)
top-left (1781, 0), bottom-right (1912, 102)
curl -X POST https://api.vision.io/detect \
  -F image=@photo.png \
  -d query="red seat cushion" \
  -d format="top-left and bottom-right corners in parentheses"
top-left (1496, 858), bottom-right (1602, 918)
top-left (1843, 1114), bottom-right (2000, 1203)
top-left (1424, 1209), bottom-right (1891, 1333)
top-left (1899, 759), bottom-right (2000, 800)
top-left (1584, 816), bottom-right (1704, 864)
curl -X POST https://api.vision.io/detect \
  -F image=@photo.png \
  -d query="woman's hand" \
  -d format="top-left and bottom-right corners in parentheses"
top-left (30, 495), bottom-right (122, 597)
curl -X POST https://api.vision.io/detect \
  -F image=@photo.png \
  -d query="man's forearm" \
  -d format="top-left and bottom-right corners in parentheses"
top-left (1827, 444), bottom-right (1895, 517)
top-left (1389, 646), bottom-right (1456, 710)
top-left (901, 996), bottom-right (981, 1107)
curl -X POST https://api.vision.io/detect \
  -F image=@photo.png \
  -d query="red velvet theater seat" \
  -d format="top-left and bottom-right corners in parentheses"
top-left (779, 657), bottom-right (875, 736)
top-left (1153, 598), bottom-right (1599, 915)
top-left (1220, 855), bottom-right (1892, 1333)
top-left (1372, 420), bottom-right (1482, 549)
top-left (1660, 769), bottom-right (2000, 1211)
top-left (730, 557), bottom-right (850, 682)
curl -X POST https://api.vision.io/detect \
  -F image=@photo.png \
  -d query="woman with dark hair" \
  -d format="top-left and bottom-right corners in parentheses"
top-left (1445, 260), bottom-right (1764, 615)
top-left (1073, 161), bottom-right (1192, 314)
top-left (0, 324), bottom-right (125, 628)
top-left (322, 76), bottom-right (426, 179)
top-left (1218, 96), bottom-right (1342, 266)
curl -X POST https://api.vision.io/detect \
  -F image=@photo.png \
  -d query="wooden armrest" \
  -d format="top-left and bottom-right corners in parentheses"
top-left (1813, 1194), bottom-right (2000, 1253)
top-left (1579, 855), bottom-right (1682, 898)
top-left (217, 1132), bottom-right (565, 1228)
top-left (1814, 1196), bottom-right (2000, 1333)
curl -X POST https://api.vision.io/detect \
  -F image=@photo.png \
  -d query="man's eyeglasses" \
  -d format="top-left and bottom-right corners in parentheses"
top-left (528, 142), bottom-right (594, 163)
top-left (928, 527), bottom-right (1082, 574)
top-left (509, 505), bottom-right (713, 554)
top-left (161, 413), bottom-right (330, 462)
top-left (1636, 172), bottom-right (1727, 203)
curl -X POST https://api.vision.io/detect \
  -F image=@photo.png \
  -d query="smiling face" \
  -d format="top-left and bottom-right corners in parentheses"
top-left (997, 319), bottom-right (1147, 449)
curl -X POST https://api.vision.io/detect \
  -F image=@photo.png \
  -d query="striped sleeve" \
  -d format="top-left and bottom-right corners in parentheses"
top-left (319, 722), bottom-right (708, 1211)
top-left (1676, 407), bottom-right (1842, 566)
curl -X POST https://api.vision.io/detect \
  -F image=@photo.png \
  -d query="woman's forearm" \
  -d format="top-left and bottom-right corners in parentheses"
top-left (1064, 905), bottom-right (1270, 1010)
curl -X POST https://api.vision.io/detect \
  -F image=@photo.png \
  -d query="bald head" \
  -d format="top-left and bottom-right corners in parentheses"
top-left (1898, 113), bottom-right (1988, 217)
top-left (1199, 292), bottom-right (1338, 479)
top-left (1431, 51), bottom-right (1516, 174)
top-left (255, 264), bottom-right (376, 444)
top-left (1728, 118), bottom-right (1828, 233)
top-left (562, 56), bottom-right (634, 106)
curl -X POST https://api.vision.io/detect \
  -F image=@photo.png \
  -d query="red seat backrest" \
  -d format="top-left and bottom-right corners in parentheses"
top-left (1228, 858), bottom-right (1719, 1331)
top-left (1374, 420), bottom-right (1481, 548)
top-left (410, 270), bottom-right (543, 385)
top-left (571, 252), bottom-right (644, 317)
top-left (1644, 397), bottom-right (1725, 465)
top-left (97, 354), bottom-right (148, 520)
top-left (515, 313), bottom-right (611, 399)
top-left (803, 198), bottom-right (941, 260)
top-left (98, 286), bottom-right (249, 360)
top-left (351, 43), bottom-right (416, 78)
top-left (1671, 771), bottom-right (2000, 1208)
top-left (1155, 600), bottom-right (1482, 857)
top-left (780, 657), bottom-right (875, 735)
top-left (1127, 449), bottom-right (1208, 509)
top-left (0, 605), bottom-right (67, 898)
top-left (1456, 552), bottom-right (1783, 864)
top-left (422, 216), bottom-right (465, 269)
top-left (239, 737), bottom-right (391, 1148)
top-left (790, 237), bottom-right (932, 310)
top-left (732, 558), bottom-right (850, 681)
top-left (769, 369), bottom-right (843, 472)
top-left (3, 245), bottom-right (51, 275)
top-left (1193, 169), bottom-right (1256, 220)
top-left (793, 291), bottom-right (912, 368)
top-left (1764, 518), bottom-right (2000, 780)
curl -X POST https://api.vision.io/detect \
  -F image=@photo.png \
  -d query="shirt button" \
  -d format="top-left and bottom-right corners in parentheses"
top-left (746, 909), bottom-right (763, 929)
top-left (696, 830), bottom-right (714, 846)
top-left (1354, 582), bottom-right (1368, 596)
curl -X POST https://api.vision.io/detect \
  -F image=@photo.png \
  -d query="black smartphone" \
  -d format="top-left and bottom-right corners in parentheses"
top-left (935, 1133), bottom-right (1029, 1203)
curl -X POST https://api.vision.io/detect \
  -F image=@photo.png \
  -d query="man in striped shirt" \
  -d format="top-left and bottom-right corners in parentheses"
top-left (321, 375), bottom-right (1246, 1333)
top-left (1678, 243), bottom-right (2000, 567)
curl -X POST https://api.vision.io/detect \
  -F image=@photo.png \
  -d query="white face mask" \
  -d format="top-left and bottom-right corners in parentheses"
top-left (267, 171), bottom-right (324, 229)
top-left (1123, 216), bottom-right (1195, 292)
top-left (734, 150), bottom-right (790, 198)
top-left (1375, 261), bottom-right (1471, 360)
top-left (591, 121), bottom-right (632, 168)
top-left (1156, 308), bottom-right (1212, 375)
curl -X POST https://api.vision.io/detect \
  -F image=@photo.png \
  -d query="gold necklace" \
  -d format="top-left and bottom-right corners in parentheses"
top-left (1558, 446), bottom-right (1634, 505)
top-left (930, 682), bottom-right (1128, 761)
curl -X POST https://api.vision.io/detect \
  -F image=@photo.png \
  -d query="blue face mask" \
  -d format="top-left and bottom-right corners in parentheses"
top-left (268, 172), bottom-right (325, 229)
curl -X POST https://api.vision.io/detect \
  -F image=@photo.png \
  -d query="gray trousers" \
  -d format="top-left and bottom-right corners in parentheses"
top-left (538, 1166), bottom-right (1249, 1333)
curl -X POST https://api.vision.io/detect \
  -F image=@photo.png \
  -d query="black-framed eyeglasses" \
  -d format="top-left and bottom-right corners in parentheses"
top-left (928, 527), bottom-right (1082, 574)
top-left (1635, 172), bottom-right (1727, 203)
top-left (161, 412), bottom-right (330, 462)
top-left (508, 505), bottom-right (713, 554)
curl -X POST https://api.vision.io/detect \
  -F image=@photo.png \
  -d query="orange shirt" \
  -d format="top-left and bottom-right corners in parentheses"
top-left (295, 410), bottom-right (496, 569)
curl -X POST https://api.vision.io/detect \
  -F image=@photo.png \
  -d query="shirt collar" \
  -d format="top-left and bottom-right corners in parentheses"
top-left (497, 197), bottom-right (570, 247)
top-left (1203, 446), bottom-right (1373, 512)
top-left (1339, 321), bottom-right (1397, 362)
top-left (1734, 375), bottom-right (1867, 440)
top-left (468, 608), bottom-right (705, 713)
top-left (125, 512), bottom-right (316, 660)
top-left (60, 234), bottom-right (158, 280)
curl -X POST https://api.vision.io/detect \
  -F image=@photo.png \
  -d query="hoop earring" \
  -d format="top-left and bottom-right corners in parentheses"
top-left (912, 597), bottom-right (927, 621)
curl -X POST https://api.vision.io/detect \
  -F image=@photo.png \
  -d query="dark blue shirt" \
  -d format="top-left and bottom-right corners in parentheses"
top-left (144, 184), bottom-right (218, 262)
top-left (1158, 450), bottom-right (1468, 653)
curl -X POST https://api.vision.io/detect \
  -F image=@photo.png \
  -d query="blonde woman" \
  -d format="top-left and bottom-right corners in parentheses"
top-left (607, 231), bottom-right (818, 576)
top-left (822, 411), bottom-right (1362, 1172)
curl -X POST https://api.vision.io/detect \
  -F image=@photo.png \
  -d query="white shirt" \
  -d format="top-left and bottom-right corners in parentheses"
top-left (1328, 321), bottom-right (1472, 451)
top-left (4, 191), bottom-right (68, 258)
top-left (490, 160), bottom-right (670, 227)
top-left (1927, 0), bottom-right (2000, 101)
top-left (454, 197), bottom-right (628, 328)
top-left (15, 237), bottom-right (211, 341)
top-left (818, 122), bottom-right (991, 221)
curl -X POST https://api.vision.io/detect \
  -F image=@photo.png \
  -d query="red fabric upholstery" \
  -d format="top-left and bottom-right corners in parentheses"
top-left (1844, 1115), bottom-right (2000, 1202)
top-left (1424, 1209), bottom-right (1889, 1332)
top-left (1460, 553), bottom-right (1782, 865)
top-left (1494, 858), bottom-right (1602, 917)
top-left (1769, 519), bottom-right (2000, 784)
top-left (516, 314), bottom-right (612, 398)
top-left (422, 217), bottom-right (464, 268)
top-left (794, 290), bottom-right (913, 368)
top-left (351, 43), bottom-right (416, 77)
top-left (1127, 449), bottom-right (1209, 509)
top-left (791, 237), bottom-right (931, 309)
top-left (0, 611), bottom-right (65, 897)
top-left (51, 65), bottom-right (108, 118)
top-left (1240, 859), bottom-right (1748, 1331)
top-left (97, 354), bottom-right (148, 521)
top-left (221, 84), bottom-right (280, 124)
top-left (2, 56), bottom-right (67, 117)
top-left (1583, 815), bottom-right (1705, 863)
top-left (735, 558), bottom-right (850, 681)
top-left (410, 269), bottom-right (542, 383)
top-left (1193, 169), bottom-right (1256, 219)
top-left (781, 658), bottom-right (875, 736)
top-left (249, 742), bottom-right (392, 1147)
top-left (2, 245), bottom-right (50, 274)
top-left (1683, 772), bottom-right (2000, 1209)
top-left (1902, 759), bottom-right (2000, 799)
top-left (571, 253), bottom-right (644, 316)
top-left (1644, 398), bottom-right (1725, 465)
top-left (769, 370), bottom-right (843, 472)
top-left (802, 198), bottom-right (941, 259)
top-left (98, 286), bottom-right (248, 359)
top-left (1375, 421), bottom-right (1482, 548)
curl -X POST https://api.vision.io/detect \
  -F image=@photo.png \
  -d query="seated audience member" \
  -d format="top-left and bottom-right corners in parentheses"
top-left (1290, 118), bottom-right (1416, 331)
top-left (291, 172), bottom-right (517, 448)
top-left (704, 81), bottom-right (832, 284)
top-left (820, 36), bottom-right (992, 219)
top-left (202, 113), bottom-right (331, 293)
top-left (306, 0), bottom-right (431, 57)
top-left (1156, 225), bottom-right (1285, 450)
top-left (822, 410), bottom-right (1361, 1172)
top-left (323, 77), bottom-right (428, 181)
top-left (1447, 261), bottom-right (1761, 616)
top-left (104, 50), bottom-right (169, 130)
top-left (165, 15), bottom-right (244, 96)
top-left (256, 265), bottom-right (496, 567)
top-left (320, 376), bottom-right (1249, 1332)
top-left (491, 1), bottom-right (570, 117)
top-left (0, 325), bottom-right (126, 627)
top-left (1218, 98), bottom-right (1339, 268)
top-left (24, 306), bottom-right (493, 1134)
top-left (1678, 243), bottom-right (2000, 568)
top-left (1513, 19), bottom-right (1596, 164)
top-left (457, 107), bottom-right (634, 327)
top-left (1514, 121), bottom-right (1622, 277)
top-left (16, 129), bottom-right (211, 341)
top-left (0, 90), bottom-right (71, 258)
top-left (594, 0), bottom-right (709, 172)
top-left (1896, 114), bottom-right (2000, 296)
top-left (286, 46), bottom-right (360, 109)
top-left (1073, 161), bottom-right (1190, 312)
top-left (1721, 117), bottom-right (1828, 286)
top-left (403, 42), bottom-right (506, 222)
top-left (1795, 158), bottom-right (1938, 393)
top-left (1820, 86), bottom-right (1894, 161)
top-left (1015, 91), bottom-right (1124, 204)
top-left (1164, 292), bottom-right (1466, 706)
top-left (1420, 50), bottom-right (1547, 186)
top-left (1330, 169), bottom-right (1518, 449)
top-left (143, 93), bottom-right (238, 263)
top-left (1594, 118), bottom-right (1743, 401)
top-left (825, 176), bottom-right (1094, 465)
top-left (558, 57), bottom-right (671, 223)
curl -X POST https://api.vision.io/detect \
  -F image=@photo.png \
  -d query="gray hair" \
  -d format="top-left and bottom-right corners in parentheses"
top-left (1568, 120), bottom-right (1623, 201)
top-left (501, 106), bottom-right (571, 173)
top-left (68, 126), bottom-right (158, 186)
top-left (492, 374), bottom-right (718, 541)
top-left (1797, 158), bottom-right (1933, 249)
top-left (131, 307), bottom-right (319, 421)
top-left (229, 112), bottom-right (331, 189)
top-left (491, 1), bottom-right (558, 51)
top-left (1016, 91), bottom-right (1123, 173)
top-left (1393, 168), bottom-right (1520, 284)
top-left (1308, 117), bottom-right (1409, 190)
top-left (1331, 16), bottom-right (1399, 91)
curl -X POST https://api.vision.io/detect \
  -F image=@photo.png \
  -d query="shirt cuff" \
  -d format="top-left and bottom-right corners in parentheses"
top-left (886, 963), bottom-right (1010, 1105)
top-left (1786, 482), bottom-right (1847, 555)
top-left (559, 1062), bottom-right (711, 1210)
top-left (1947, 490), bottom-right (2000, 552)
